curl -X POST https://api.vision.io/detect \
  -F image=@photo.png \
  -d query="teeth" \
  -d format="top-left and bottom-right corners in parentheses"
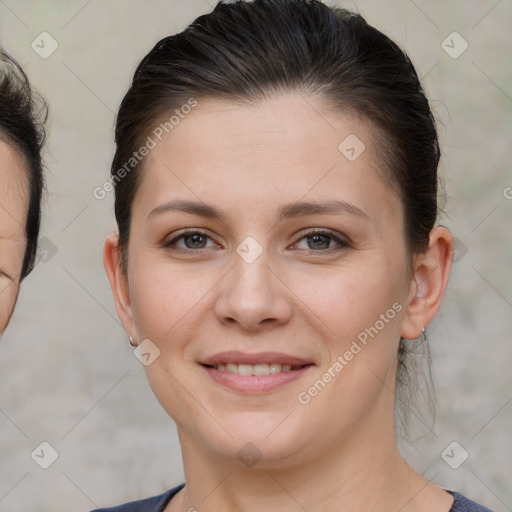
top-left (213, 363), bottom-right (298, 375)
top-left (238, 364), bottom-right (253, 376)
top-left (253, 364), bottom-right (269, 375)
top-left (269, 363), bottom-right (281, 374)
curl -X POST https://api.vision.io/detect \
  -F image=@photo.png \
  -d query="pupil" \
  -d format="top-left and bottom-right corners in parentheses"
top-left (186, 234), bottom-right (206, 248)
top-left (308, 234), bottom-right (330, 250)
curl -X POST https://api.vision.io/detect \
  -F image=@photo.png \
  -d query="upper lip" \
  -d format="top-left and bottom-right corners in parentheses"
top-left (200, 351), bottom-right (313, 366)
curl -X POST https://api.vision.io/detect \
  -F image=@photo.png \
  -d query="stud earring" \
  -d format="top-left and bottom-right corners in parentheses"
top-left (403, 327), bottom-right (426, 343)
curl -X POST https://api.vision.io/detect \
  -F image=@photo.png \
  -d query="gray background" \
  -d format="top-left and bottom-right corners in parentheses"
top-left (0, 1), bottom-right (511, 511)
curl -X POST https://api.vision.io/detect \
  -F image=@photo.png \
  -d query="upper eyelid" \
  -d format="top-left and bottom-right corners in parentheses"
top-left (166, 229), bottom-right (217, 244)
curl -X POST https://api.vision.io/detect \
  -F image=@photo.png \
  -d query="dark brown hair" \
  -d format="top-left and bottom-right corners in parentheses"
top-left (0, 49), bottom-right (47, 278)
top-left (111, 0), bottom-right (441, 425)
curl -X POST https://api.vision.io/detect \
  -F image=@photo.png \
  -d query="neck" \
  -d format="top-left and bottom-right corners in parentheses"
top-left (170, 397), bottom-right (449, 512)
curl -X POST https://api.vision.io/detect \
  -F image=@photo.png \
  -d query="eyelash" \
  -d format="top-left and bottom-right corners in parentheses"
top-left (163, 228), bottom-right (350, 255)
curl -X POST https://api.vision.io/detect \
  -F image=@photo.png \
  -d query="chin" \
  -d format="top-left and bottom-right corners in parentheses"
top-left (219, 435), bottom-right (309, 470)
top-left (198, 410), bottom-right (313, 465)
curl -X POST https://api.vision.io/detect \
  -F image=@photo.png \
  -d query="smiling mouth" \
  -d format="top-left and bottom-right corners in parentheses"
top-left (202, 362), bottom-right (312, 375)
top-left (199, 351), bottom-right (315, 392)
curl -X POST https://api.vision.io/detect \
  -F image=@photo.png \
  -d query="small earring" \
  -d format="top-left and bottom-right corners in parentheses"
top-left (403, 327), bottom-right (426, 343)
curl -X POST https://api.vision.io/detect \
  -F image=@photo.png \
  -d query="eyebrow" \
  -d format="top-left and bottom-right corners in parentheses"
top-left (148, 200), bottom-right (221, 220)
top-left (147, 199), bottom-right (369, 222)
top-left (277, 200), bottom-right (369, 221)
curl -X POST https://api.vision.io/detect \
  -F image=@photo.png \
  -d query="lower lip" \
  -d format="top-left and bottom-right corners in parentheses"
top-left (201, 365), bottom-right (313, 394)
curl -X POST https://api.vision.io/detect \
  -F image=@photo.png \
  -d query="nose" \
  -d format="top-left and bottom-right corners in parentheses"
top-left (213, 248), bottom-right (293, 332)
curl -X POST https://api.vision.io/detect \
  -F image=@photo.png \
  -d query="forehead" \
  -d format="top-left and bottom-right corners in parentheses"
top-left (134, 93), bottom-right (401, 224)
top-left (0, 139), bottom-right (29, 241)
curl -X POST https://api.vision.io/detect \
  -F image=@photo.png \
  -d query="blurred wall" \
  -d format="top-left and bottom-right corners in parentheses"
top-left (0, 1), bottom-right (510, 511)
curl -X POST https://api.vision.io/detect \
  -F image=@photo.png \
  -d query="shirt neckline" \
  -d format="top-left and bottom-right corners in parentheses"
top-left (161, 485), bottom-right (467, 512)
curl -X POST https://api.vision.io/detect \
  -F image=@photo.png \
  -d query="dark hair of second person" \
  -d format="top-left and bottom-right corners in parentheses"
top-left (0, 49), bottom-right (46, 333)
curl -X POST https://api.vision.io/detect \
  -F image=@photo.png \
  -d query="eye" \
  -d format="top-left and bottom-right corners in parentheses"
top-left (0, 269), bottom-right (14, 282)
top-left (163, 230), bottom-right (219, 253)
top-left (292, 229), bottom-right (350, 252)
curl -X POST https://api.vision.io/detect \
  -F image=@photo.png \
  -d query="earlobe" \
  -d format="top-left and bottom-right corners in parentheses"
top-left (103, 233), bottom-right (136, 338)
top-left (401, 226), bottom-right (453, 340)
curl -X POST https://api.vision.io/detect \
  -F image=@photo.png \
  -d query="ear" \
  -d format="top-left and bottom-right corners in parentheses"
top-left (103, 232), bottom-right (137, 343)
top-left (401, 226), bottom-right (453, 339)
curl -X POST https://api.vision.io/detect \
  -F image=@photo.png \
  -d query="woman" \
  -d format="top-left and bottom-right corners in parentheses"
top-left (98, 1), bottom-right (492, 510)
top-left (0, 50), bottom-right (46, 335)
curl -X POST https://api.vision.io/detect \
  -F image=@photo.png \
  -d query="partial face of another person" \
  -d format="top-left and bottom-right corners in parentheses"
top-left (105, 92), bottom-right (451, 468)
top-left (0, 140), bottom-right (28, 335)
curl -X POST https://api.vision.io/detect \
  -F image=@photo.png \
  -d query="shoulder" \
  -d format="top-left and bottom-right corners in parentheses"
top-left (449, 491), bottom-right (494, 512)
top-left (91, 483), bottom-right (185, 512)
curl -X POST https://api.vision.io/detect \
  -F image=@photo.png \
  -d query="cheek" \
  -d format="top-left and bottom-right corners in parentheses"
top-left (0, 281), bottom-right (21, 332)
top-left (288, 260), bottom-right (405, 339)
top-left (290, 266), bottom-right (405, 427)
top-left (129, 262), bottom-right (219, 345)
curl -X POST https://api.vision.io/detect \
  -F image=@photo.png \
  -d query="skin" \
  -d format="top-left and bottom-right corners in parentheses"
top-left (0, 140), bottom-right (28, 335)
top-left (104, 92), bottom-right (454, 512)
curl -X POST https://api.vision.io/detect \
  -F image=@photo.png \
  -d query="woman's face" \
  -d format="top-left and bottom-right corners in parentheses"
top-left (106, 93), bottom-right (449, 466)
top-left (0, 140), bottom-right (27, 335)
